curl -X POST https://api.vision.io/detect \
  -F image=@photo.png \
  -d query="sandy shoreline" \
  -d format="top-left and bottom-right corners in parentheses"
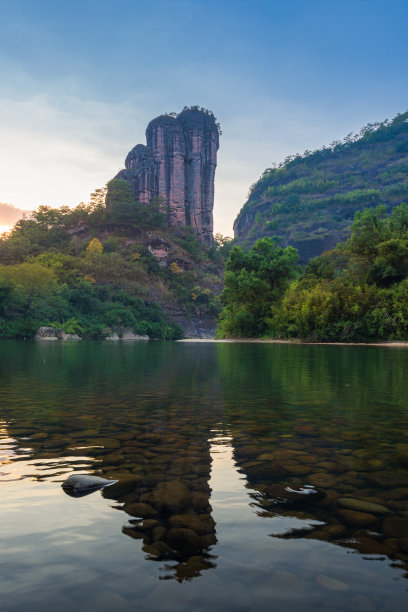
top-left (178, 338), bottom-right (408, 347)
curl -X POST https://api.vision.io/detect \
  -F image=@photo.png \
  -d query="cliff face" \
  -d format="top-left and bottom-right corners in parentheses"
top-left (116, 107), bottom-right (219, 246)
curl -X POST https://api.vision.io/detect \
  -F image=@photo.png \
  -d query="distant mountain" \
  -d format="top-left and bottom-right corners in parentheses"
top-left (233, 111), bottom-right (408, 262)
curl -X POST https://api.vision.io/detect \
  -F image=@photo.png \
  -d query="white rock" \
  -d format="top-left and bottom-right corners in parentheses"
top-left (62, 474), bottom-right (118, 491)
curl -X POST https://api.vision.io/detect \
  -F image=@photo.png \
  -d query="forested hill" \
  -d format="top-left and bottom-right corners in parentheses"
top-left (234, 111), bottom-right (408, 262)
top-left (0, 180), bottom-right (225, 340)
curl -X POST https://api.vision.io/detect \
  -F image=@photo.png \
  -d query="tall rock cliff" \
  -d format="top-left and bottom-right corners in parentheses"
top-left (115, 107), bottom-right (220, 245)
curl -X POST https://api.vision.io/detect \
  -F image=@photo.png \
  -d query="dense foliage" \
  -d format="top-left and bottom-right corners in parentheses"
top-left (216, 237), bottom-right (299, 337)
top-left (0, 181), bottom-right (224, 340)
top-left (234, 111), bottom-right (408, 261)
top-left (218, 205), bottom-right (408, 342)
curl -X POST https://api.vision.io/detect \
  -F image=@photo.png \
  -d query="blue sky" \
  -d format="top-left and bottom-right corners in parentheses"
top-left (0, 0), bottom-right (407, 234)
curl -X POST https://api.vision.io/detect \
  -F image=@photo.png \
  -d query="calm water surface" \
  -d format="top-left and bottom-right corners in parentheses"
top-left (1, 341), bottom-right (408, 611)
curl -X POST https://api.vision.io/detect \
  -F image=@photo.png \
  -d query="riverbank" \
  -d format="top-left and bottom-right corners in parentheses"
top-left (178, 338), bottom-right (408, 347)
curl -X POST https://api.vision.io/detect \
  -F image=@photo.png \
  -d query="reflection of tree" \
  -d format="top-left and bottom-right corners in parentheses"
top-left (3, 341), bottom-right (408, 582)
top-left (216, 342), bottom-right (408, 575)
top-left (100, 403), bottom-right (219, 581)
top-left (0, 341), bottom-right (222, 581)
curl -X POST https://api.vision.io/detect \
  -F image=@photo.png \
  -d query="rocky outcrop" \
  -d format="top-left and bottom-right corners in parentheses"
top-left (115, 107), bottom-right (220, 246)
top-left (105, 328), bottom-right (149, 341)
top-left (35, 327), bottom-right (81, 341)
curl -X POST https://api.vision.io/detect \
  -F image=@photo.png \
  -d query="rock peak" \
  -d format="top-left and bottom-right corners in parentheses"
top-left (115, 107), bottom-right (220, 245)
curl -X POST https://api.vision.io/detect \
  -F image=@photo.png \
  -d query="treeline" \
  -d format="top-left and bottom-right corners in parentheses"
top-left (0, 180), bottom-right (223, 340)
top-left (217, 204), bottom-right (408, 342)
top-left (234, 110), bottom-right (408, 259)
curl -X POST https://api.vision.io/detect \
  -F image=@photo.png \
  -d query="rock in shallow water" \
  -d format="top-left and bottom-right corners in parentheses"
top-left (150, 480), bottom-right (192, 512)
top-left (337, 509), bottom-right (378, 528)
top-left (62, 474), bottom-right (118, 497)
top-left (337, 497), bottom-right (391, 515)
top-left (263, 484), bottom-right (325, 506)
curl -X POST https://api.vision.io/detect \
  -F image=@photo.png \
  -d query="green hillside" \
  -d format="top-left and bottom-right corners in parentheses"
top-left (218, 204), bottom-right (408, 342)
top-left (0, 180), bottom-right (224, 340)
top-left (234, 111), bottom-right (408, 262)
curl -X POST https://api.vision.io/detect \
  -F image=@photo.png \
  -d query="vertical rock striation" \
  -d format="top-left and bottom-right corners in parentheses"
top-left (114, 107), bottom-right (220, 245)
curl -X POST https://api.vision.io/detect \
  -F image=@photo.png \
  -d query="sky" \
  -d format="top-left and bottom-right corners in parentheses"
top-left (0, 0), bottom-right (407, 235)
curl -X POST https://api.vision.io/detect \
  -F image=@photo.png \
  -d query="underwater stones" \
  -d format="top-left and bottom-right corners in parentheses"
top-left (199, 532), bottom-right (217, 548)
top-left (191, 491), bottom-right (211, 511)
top-left (386, 487), bottom-right (408, 500)
top-left (308, 473), bottom-right (338, 488)
top-left (124, 502), bottom-right (158, 518)
top-left (322, 524), bottom-right (347, 538)
top-left (130, 519), bottom-right (159, 530)
top-left (102, 452), bottom-right (125, 465)
top-left (168, 513), bottom-right (215, 535)
top-left (175, 555), bottom-right (213, 580)
top-left (122, 527), bottom-right (144, 540)
top-left (395, 452), bottom-right (408, 466)
top-left (315, 461), bottom-right (341, 473)
top-left (30, 432), bottom-right (48, 440)
top-left (257, 453), bottom-right (277, 462)
top-left (244, 462), bottom-right (288, 480)
top-left (337, 498), bottom-right (391, 515)
top-left (167, 528), bottom-right (201, 554)
top-left (142, 543), bottom-right (162, 557)
top-left (235, 445), bottom-right (260, 459)
top-left (397, 536), bottom-right (408, 553)
top-left (263, 484), bottom-right (325, 506)
top-left (152, 526), bottom-right (167, 542)
top-left (382, 516), bottom-right (408, 538)
top-left (282, 462), bottom-right (311, 476)
top-left (352, 537), bottom-right (390, 556)
top-left (151, 480), bottom-right (192, 512)
top-left (103, 475), bottom-right (145, 497)
top-left (88, 437), bottom-right (121, 450)
top-left (295, 423), bottom-right (317, 437)
top-left (151, 540), bottom-right (173, 556)
top-left (319, 489), bottom-right (341, 506)
top-left (366, 471), bottom-right (408, 489)
top-left (337, 509), bottom-right (378, 528)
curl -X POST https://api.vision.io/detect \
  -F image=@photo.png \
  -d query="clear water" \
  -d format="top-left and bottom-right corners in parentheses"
top-left (1, 340), bottom-right (408, 611)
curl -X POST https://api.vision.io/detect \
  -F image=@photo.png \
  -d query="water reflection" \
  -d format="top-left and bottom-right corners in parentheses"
top-left (1, 340), bottom-right (408, 607)
top-left (218, 343), bottom-right (408, 577)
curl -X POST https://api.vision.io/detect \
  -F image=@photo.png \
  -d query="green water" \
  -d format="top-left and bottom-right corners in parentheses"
top-left (1, 340), bottom-right (408, 611)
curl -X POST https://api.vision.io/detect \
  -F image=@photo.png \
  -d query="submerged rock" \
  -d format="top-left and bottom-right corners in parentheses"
top-left (382, 516), bottom-right (408, 538)
top-left (151, 480), bottom-right (192, 512)
top-left (167, 527), bottom-right (201, 554)
top-left (337, 497), bottom-right (391, 515)
top-left (124, 502), bottom-right (157, 518)
top-left (62, 474), bottom-right (118, 497)
top-left (263, 484), bottom-right (325, 506)
top-left (337, 509), bottom-right (378, 528)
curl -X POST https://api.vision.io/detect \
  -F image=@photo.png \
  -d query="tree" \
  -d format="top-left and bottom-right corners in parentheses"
top-left (217, 237), bottom-right (299, 338)
top-left (347, 205), bottom-right (389, 258)
top-left (86, 238), bottom-right (103, 259)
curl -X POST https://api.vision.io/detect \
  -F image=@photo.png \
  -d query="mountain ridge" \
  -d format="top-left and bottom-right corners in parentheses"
top-left (233, 110), bottom-right (408, 262)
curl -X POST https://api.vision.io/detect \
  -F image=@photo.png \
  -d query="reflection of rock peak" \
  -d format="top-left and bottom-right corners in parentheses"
top-left (115, 107), bottom-right (220, 246)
